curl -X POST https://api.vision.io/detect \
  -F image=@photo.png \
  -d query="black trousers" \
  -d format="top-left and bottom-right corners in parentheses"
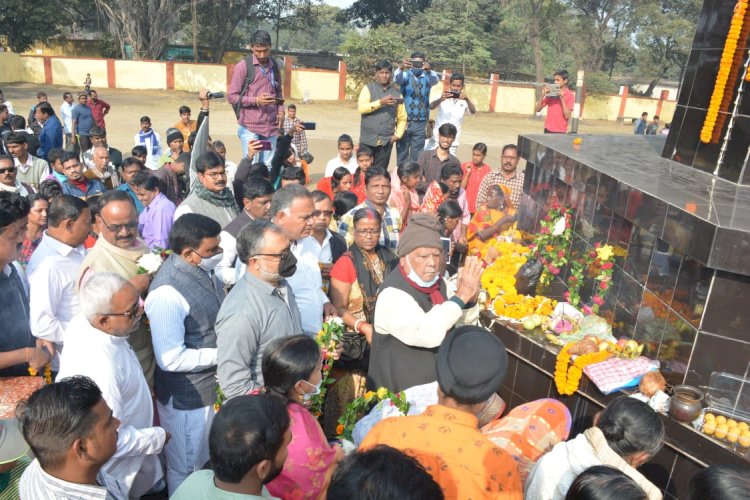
top-left (369, 142), bottom-right (394, 170)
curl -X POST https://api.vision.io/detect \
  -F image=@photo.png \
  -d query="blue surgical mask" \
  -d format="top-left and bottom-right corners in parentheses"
top-left (301, 379), bottom-right (322, 402)
top-left (412, 68), bottom-right (424, 77)
top-left (406, 255), bottom-right (440, 287)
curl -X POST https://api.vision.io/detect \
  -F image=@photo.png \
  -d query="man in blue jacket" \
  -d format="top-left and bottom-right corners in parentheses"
top-left (34, 102), bottom-right (63, 162)
top-left (395, 52), bottom-right (439, 165)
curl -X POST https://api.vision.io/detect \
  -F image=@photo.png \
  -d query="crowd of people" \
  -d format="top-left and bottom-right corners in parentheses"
top-left (0, 28), bottom-right (748, 500)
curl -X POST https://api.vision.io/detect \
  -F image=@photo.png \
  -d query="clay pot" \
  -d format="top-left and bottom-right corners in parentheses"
top-left (669, 385), bottom-right (704, 422)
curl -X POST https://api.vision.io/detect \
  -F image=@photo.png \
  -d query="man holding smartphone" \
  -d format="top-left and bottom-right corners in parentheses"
top-left (357, 60), bottom-right (407, 170)
top-left (394, 52), bottom-right (439, 164)
top-left (535, 69), bottom-right (575, 134)
top-left (227, 29), bottom-right (285, 166)
top-left (427, 73), bottom-right (476, 155)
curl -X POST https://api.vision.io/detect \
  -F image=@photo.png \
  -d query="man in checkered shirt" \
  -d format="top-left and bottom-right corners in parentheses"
top-left (476, 144), bottom-right (525, 209)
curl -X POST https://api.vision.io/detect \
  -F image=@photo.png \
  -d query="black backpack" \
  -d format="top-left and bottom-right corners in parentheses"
top-left (232, 55), bottom-right (282, 119)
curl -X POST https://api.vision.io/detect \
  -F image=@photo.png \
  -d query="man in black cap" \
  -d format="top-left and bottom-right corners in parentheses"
top-left (360, 325), bottom-right (523, 498)
top-left (368, 213), bottom-right (482, 392)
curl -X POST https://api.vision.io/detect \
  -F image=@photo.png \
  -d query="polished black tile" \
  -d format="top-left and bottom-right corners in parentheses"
top-left (723, 115), bottom-right (750, 184)
top-left (700, 1), bottom-right (737, 50)
top-left (630, 192), bottom-right (668, 240)
top-left (657, 309), bottom-right (697, 387)
top-left (613, 302), bottom-right (637, 339)
top-left (693, 138), bottom-right (723, 179)
top-left (668, 455), bottom-right (704, 500)
top-left (702, 271), bottom-right (750, 342)
top-left (663, 206), bottom-right (715, 265)
top-left (625, 225), bottom-right (657, 285)
top-left (617, 271), bottom-right (644, 316)
top-left (671, 256), bottom-right (712, 328)
top-left (708, 228), bottom-right (750, 275)
top-left (674, 107), bottom-right (709, 170)
top-left (513, 360), bottom-right (552, 402)
top-left (685, 332), bottom-right (750, 388)
top-left (634, 290), bottom-right (669, 358)
top-left (663, 105), bottom-right (687, 160)
top-left (639, 446), bottom-right (676, 494)
top-left (687, 50), bottom-right (722, 109)
top-left (646, 239), bottom-right (682, 304)
top-left (677, 50), bottom-right (700, 106)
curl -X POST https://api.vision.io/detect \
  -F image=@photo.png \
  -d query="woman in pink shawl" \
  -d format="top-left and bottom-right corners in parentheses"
top-left (263, 335), bottom-right (344, 499)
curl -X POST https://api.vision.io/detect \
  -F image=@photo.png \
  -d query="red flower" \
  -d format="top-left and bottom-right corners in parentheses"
top-left (601, 262), bottom-right (614, 270)
top-left (594, 242), bottom-right (601, 248)
top-left (551, 267), bottom-right (560, 276)
top-left (563, 291), bottom-right (570, 300)
top-left (589, 251), bottom-right (597, 258)
top-left (600, 281), bottom-right (609, 290)
top-left (540, 227), bottom-right (550, 234)
top-left (593, 295), bottom-right (604, 305)
top-left (558, 250), bottom-right (565, 258)
top-left (569, 275), bottom-right (577, 283)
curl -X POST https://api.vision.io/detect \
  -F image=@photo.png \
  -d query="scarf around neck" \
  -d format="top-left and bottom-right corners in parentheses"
top-left (193, 181), bottom-right (238, 209)
top-left (137, 129), bottom-right (160, 156)
top-left (398, 264), bottom-right (445, 305)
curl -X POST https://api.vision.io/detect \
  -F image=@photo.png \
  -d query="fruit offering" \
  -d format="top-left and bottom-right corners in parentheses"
top-left (594, 338), bottom-right (645, 359)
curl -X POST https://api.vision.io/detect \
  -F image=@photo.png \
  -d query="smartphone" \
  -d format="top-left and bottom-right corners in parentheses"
top-left (440, 237), bottom-right (453, 261)
top-left (395, 97), bottom-right (404, 104)
top-left (301, 122), bottom-right (316, 130)
top-left (258, 140), bottom-right (272, 151)
top-left (547, 83), bottom-right (560, 98)
top-left (449, 91), bottom-right (460, 98)
top-left (274, 97), bottom-right (285, 105)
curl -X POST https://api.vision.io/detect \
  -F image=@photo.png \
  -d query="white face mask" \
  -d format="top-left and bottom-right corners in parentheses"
top-left (406, 255), bottom-right (439, 288)
top-left (301, 379), bottom-right (322, 402)
top-left (198, 252), bottom-right (223, 273)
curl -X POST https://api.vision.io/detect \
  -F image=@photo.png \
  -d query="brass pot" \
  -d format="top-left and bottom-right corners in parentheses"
top-left (669, 385), bottom-right (704, 422)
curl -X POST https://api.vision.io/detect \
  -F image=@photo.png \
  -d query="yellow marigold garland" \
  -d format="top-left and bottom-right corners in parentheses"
top-left (28, 365), bottom-right (52, 384)
top-left (700, 0), bottom-right (749, 144)
top-left (554, 344), bottom-right (611, 395)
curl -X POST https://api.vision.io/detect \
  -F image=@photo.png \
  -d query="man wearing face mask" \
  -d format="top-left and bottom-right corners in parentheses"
top-left (368, 213), bottom-right (483, 392)
top-left (394, 52), bottom-right (439, 165)
top-left (144, 213), bottom-right (224, 494)
top-left (77, 190), bottom-right (156, 388)
top-left (216, 219), bottom-right (304, 400)
top-left (58, 273), bottom-right (168, 499)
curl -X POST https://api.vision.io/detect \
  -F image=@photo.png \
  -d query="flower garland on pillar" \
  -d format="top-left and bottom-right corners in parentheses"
top-left (700, 0), bottom-right (750, 144)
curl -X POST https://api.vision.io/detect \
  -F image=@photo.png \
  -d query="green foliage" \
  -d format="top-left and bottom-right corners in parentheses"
top-left (343, 0), bottom-right (433, 28)
top-left (275, 5), bottom-right (355, 52)
top-left (0, 0), bottom-right (70, 53)
top-left (583, 71), bottom-right (616, 95)
top-left (341, 26), bottom-right (407, 92)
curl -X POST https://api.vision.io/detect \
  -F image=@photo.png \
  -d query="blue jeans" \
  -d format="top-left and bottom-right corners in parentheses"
top-left (397, 120), bottom-right (427, 165)
top-left (238, 126), bottom-right (277, 168)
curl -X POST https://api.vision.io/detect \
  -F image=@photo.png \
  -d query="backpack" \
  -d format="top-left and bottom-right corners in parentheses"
top-left (232, 55), bottom-right (282, 119)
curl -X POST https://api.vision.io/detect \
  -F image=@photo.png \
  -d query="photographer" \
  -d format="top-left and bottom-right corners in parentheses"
top-left (535, 69), bottom-right (575, 134)
top-left (395, 52), bottom-right (439, 164)
top-left (427, 73), bottom-right (475, 155)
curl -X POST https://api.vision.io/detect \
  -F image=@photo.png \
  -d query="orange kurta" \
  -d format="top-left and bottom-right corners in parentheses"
top-left (360, 405), bottom-right (523, 500)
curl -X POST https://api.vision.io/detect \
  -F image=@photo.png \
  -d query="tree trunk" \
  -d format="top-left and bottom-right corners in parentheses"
top-left (192, 0), bottom-right (198, 62)
top-left (643, 78), bottom-right (659, 97)
top-left (528, 0), bottom-right (545, 100)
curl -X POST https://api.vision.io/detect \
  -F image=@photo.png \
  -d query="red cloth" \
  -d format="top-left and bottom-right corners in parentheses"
top-left (398, 264), bottom-right (445, 305)
top-left (88, 99), bottom-right (110, 128)
top-left (461, 161), bottom-right (491, 213)
top-left (316, 176), bottom-right (334, 200)
top-left (351, 171), bottom-right (366, 203)
top-left (330, 253), bottom-right (356, 283)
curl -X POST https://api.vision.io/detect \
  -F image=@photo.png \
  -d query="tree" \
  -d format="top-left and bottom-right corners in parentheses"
top-left (277, 5), bottom-right (354, 52)
top-left (187, 0), bottom-right (266, 63)
top-left (341, 25), bottom-right (407, 91)
top-left (0, 0), bottom-right (74, 53)
top-left (92, 0), bottom-right (189, 60)
top-left (632, 0), bottom-right (700, 95)
top-left (342, 0), bottom-right (432, 28)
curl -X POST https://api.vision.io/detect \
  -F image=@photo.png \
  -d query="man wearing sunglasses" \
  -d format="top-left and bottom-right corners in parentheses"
top-left (77, 190), bottom-right (156, 388)
top-left (0, 154), bottom-right (32, 197)
top-left (58, 272), bottom-right (168, 499)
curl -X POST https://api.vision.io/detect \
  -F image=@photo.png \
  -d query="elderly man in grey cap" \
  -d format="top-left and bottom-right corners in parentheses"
top-left (361, 325), bottom-right (523, 498)
top-left (368, 213), bottom-right (483, 393)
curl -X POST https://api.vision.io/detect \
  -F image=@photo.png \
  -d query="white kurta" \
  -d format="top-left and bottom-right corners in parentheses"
top-left (288, 237), bottom-right (331, 334)
top-left (57, 314), bottom-right (166, 499)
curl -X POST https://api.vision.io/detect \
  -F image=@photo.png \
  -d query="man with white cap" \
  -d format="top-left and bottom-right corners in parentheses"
top-left (361, 325), bottom-right (523, 499)
top-left (368, 213), bottom-right (482, 392)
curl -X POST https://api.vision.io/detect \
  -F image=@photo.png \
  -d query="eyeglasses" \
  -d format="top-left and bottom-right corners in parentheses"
top-left (99, 216), bottom-right (138, 233)
top-left (253, 247), bottom-right (292, 260)
top-left (312, 210), bottom-right (334, 218)
top-left (0, 167), bottom-right (16, 174)
top-left (202, 170), bottom-right (227, 179)
top-left (103, 300), bottom-right (140, 319)
top-left (354, 229), bottom-right (380, 236)
top-left (502, 155), bottom-right (518, 160)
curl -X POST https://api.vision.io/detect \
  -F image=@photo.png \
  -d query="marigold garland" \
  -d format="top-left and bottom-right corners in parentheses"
top-left (554, 344), bottom-right (611, 395)
top-left (700, 0), bottom-right (749, 144)
top-left (28, 365), bottom-right (52, 384)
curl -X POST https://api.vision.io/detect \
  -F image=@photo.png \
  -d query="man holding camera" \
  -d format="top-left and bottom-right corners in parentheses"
top-left (395, 52), bottom-right (439, 164)
top-left (427, 73), bottom-right (476, 155)
top-left (227, 29), bottom-right (284, 165)
top-left (535, 70), bottom-right (575, 134)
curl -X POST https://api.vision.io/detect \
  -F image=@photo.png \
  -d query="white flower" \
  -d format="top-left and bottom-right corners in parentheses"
top-left (137, 252), bottom-right (164, 274)
top-left (552, 216), bottom-right (566, 236)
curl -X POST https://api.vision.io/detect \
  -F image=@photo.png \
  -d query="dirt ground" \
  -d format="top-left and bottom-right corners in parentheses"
top-left (3, 82), bottom-right (633, 177)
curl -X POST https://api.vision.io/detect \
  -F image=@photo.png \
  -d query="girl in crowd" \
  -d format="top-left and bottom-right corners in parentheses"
top-left (327, 208), bottom-right (397, 435)
top-left (18, 194), bottom-right (48, 267)
top-left (262, 335), bottom-right (344, 499)
top-left (350, 147), bottom-right (373, 203)
top-left (389, 161), bottom-right (421, 226)
top-left (437, 200), bottom-right (464, 273)
top-left (316, 166), bottom-right (353, 201)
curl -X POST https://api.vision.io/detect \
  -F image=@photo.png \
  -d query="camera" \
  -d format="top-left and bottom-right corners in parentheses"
top-left (411, 60), bottom-right (424, 69)
top-left (301, 122), bottom-right (316, 130)
top-left (206, 91), bottom-right (225, 99)
top-left (546, 83), bottom-right (560, 98)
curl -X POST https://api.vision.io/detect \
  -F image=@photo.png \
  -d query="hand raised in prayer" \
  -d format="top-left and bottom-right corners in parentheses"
top-left (455, 256), bottom-right (483, 304)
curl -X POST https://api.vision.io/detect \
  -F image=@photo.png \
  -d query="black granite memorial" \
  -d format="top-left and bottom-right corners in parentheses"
top-left (491, 0), bottom-right (750, 496)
